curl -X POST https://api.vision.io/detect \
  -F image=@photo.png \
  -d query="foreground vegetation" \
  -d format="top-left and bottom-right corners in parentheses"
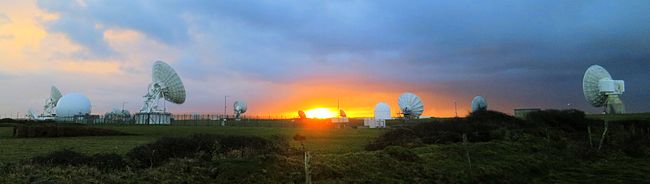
top-left (0, 110), bottom-right (649, 183)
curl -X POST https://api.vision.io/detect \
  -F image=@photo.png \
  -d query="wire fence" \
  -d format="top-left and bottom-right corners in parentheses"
top-left (47, 114), bottom-right (311, 127)
top-left (42, 114), bottom-right (380, 129)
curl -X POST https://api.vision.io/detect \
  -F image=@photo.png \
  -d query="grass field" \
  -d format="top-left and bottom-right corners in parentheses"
top-left (0, 125), bottom-right (386, 162)
top-left (1, 111), bottom-right (649, 183)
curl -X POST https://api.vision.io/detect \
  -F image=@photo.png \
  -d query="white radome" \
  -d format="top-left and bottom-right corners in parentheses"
top-left (398, 92), bottom-right (424, 119)
top-left (374, 102), bottom-right (391, 120)
top-left (471, 96), bottom-right (488, 112)
top-left (56, 93), bottom-right (91, 117)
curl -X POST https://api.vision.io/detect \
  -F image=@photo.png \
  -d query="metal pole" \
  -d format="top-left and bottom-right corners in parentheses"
top-left (454, 100), bottom-right (458, 117)
top-left (224, 96), bottom-right (228, 118)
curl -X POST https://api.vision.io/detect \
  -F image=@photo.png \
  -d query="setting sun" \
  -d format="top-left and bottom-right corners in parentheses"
top-left (304, 108), bottom-right (336, 119)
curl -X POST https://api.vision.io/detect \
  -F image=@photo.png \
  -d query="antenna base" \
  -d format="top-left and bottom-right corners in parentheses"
top-left (606, 95), bottom-right (625, 114)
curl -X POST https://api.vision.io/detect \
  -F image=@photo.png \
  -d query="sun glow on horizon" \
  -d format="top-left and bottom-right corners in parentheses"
top-left (304, 108), bottom-right (337, 119)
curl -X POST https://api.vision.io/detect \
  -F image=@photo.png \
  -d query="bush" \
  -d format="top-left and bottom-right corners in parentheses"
top-left (13, 125), bottom-right (129, 138)
top-left (366, 128), bottom-right (422, 151)
top-left (127, 134), bottom-right (289, 168)
top-left (31, 149), bottom-right (90, 166)
top-left (368, 111), bottom-right (530, 150)
top-left (467, 110), bottom-right (527, 128)
top-left (526, 109), bottom-right (589, 131)
top-left (383, 146), bottom-right (420, 162)
top-left (30, 149), bottom-right (127, 170)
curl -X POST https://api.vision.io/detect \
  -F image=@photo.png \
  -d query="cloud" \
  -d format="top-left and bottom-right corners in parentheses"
top-left (0, 13), bottom-right (10, 25)
top-left (18, 0), bottom-right (650, 115)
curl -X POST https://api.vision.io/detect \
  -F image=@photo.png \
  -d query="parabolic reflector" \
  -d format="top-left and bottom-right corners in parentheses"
top-left (50, 86), bottom-right (62, 103)
top-left (398, 92), bottom-right (424, 118)
top-left (583, 65), bottom-right (611, 107)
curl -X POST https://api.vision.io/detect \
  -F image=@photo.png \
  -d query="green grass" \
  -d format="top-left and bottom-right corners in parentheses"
top-left (0, 125), bottom-right (386, 162)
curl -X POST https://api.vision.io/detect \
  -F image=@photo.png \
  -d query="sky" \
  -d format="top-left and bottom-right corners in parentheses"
top-left (0, 0), bottom-right (648, 118)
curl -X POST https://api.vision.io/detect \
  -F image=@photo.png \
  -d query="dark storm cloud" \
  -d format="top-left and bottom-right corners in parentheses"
top-left (36, 0), bottom-right (650, 113)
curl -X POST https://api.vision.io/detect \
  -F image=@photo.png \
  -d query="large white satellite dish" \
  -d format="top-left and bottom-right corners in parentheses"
top-left (398, 92), bottom-right (424, 119)
top-left (374, 102), bottom-right (391, 120)
top-left (583, 65), bottom-right (625, 114)
top-left (140, 61), bottom-right (186, 113)
top-left (43, 86), bottom-right (62, 116)
top-left (233, 100), bottom-right (247, 118)
top-left (471, 96), bottom-right (488, 112)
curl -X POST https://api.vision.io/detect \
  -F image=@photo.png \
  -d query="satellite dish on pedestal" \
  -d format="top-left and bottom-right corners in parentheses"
top-left (43, 86), bottom-right (62, 116)
top-left (339, 109), bottom-right (347, 118)
top-left (583, 65), bottom-right (625, 114)
top-left (298, 110), bottom-right (307, 119)
top-left (136, 61), bottom-right (187, 124)
top-left (233, 101), bottom-right (247, 118)
top-left (398, 92), bottom-right (424, 119)
top-left (471, 96), bottom-right (488, 112)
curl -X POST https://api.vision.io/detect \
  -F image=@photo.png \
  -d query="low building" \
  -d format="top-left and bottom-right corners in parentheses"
top-left (513, 108), bottom-right (541, 119)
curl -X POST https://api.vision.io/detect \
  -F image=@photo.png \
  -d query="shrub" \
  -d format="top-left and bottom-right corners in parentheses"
top-left (30, 149), bottom-right (127, 170)
top-left (127, 134), bottom-right (289, 168)
top-left (31, 149), bottom-right (90, 166)
top-left (467, 110), bottom-right (528, 128)
top-left (383, 146), bottom-right (420, 162)
top-left (13, 125), bottom-right (129, 138)
top-left (526, 109), bottom-right (589, 131)
top-left (88, 153), bottom-right (128, 170)
top-left (366, 128), bottom-right (422, 151)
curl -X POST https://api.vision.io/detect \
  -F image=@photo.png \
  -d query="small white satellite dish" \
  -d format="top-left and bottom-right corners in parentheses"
top-left (43, 86), bottom-right (62, 116)
top-left (398, 92), bottom-right (424, 119)
top-left (471, 96), bottom-right (488, 112)
top-left (140, 61), bottom-right (186, 113)
top-left (583, 65), bottom-right (625, 114)
top-left (374, 102), bottom-right (391, 120)
top-left (233, 101), bottom-right (247, 118)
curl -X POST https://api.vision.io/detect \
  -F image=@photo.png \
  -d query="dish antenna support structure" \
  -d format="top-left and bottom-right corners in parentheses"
top-left (398, 92), bottom-right (424, 119)
top-left (233, 100), bottom-right (247, 119)
top-left (43, 86), bottom-right (62, 116)
top-left (582, 65), bottom-right (625, 114)
top-left (135, 61), bottom-right (187, 124)
top-left (27, 86), bottom-right (62, 120)
top-left (298, 110), bottom-right (307, 119)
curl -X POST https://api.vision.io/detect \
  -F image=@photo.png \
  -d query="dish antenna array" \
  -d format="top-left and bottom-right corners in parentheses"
top-left (582, 65), bottom-right (625, 114)
top-left (471, 96), bottom-right (488, 112)
top-left (136, 61), bottom-right (187, 124)
top-left (233, 101), bottom-right (247, 118)
top-left (398, 92), bottom-right (424, 119)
